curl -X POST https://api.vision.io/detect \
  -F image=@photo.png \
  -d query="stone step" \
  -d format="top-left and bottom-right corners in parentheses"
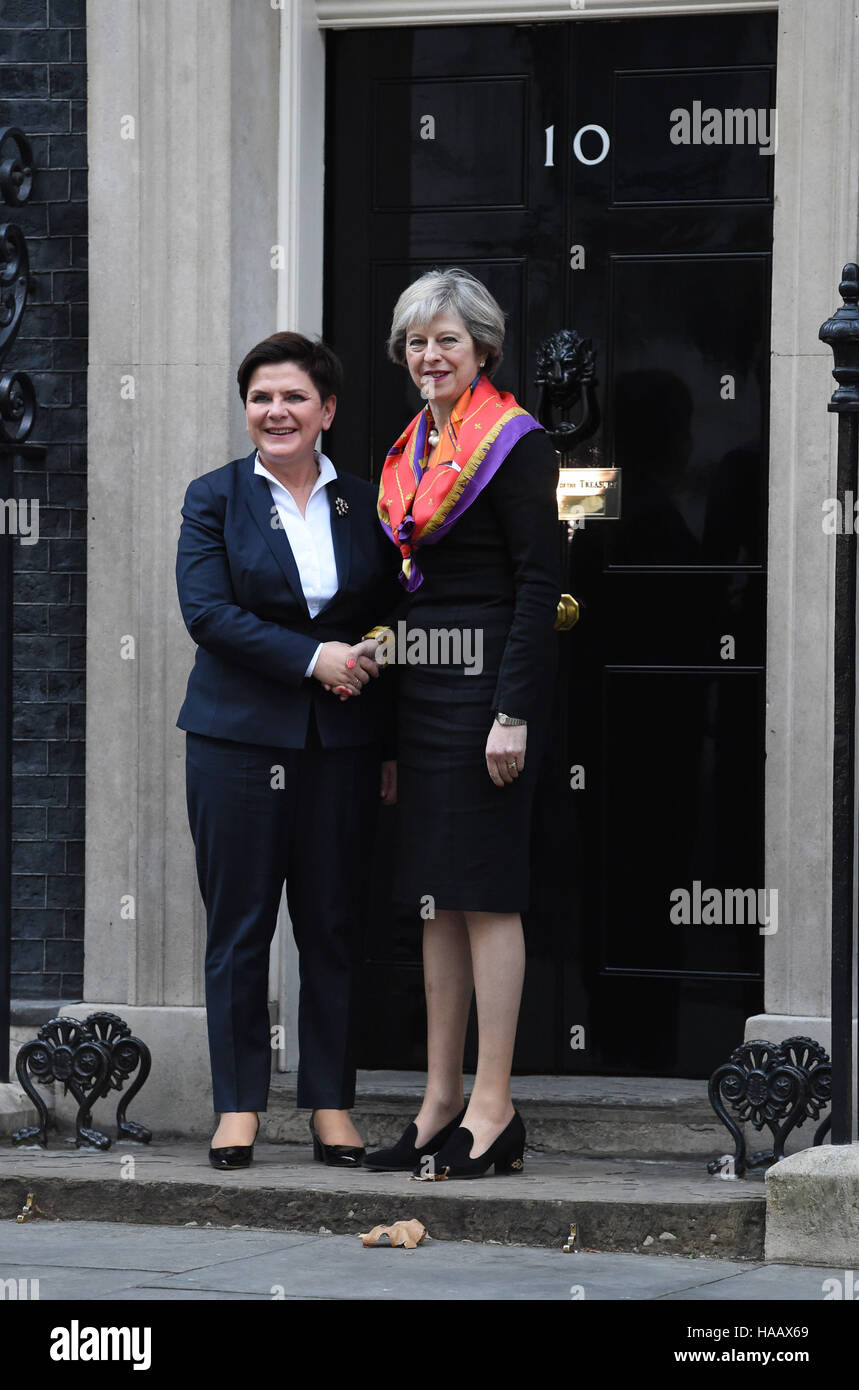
top-left (0, 1139), bottom-right (766, 1259)
top-left (265, 1070), bottom-right (729, 1161)
top-left (0, 1082), bottom-right (38, 1139)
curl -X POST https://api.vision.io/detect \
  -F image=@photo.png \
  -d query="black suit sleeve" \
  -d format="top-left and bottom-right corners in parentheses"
top-left (487, 429), bottom-right (561, 721)
top-left (176, 474), bottom-right (319, 686)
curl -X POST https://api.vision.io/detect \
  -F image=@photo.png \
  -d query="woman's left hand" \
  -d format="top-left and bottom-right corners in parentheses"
top-left (380, 760), bottom-right (397, 805)
top-left (485, 721), bottom-right (527, 788)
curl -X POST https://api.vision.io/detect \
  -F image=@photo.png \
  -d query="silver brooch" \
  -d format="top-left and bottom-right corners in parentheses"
top-left (334, 496), bottom-right (349, 516)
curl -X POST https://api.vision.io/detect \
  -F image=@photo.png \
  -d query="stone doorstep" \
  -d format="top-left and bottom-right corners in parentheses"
top-left (0, 1142), bottom-right (766, 1259)
top-left (2, 1064), bottom-right (778, 1163)
top-left (265, 1072), bottom-right (735, 1160)
top-left (3, 1064), bottom-right (812, 1169)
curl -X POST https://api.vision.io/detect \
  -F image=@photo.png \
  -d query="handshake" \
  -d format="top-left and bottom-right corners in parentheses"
top-left (313, 638), bottom-right (381, 700)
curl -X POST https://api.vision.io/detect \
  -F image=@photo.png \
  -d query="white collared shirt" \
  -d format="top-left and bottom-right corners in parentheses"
top-left (254, 450), bottom-right (339, 678)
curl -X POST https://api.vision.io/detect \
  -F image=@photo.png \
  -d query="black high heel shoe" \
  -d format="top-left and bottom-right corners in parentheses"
top-left (419, 1110), bottom-right (526, 1179)
top-left (309, 1113), bottom-right (365, 1168)
top-left (363, 1107), bottom-right (467, 1172)
top-left (208, 1115), bottom-right (259, 1171)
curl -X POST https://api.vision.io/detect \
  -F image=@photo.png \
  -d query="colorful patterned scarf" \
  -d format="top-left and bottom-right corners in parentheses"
top-left (378, 374), bottom-right (542, 591)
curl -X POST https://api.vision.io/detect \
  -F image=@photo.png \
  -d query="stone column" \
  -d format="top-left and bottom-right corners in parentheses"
top-left (746, 0), bottom-right (859, 1079)
top-left (270, 0), bottom-right (326, 1078)
top-left (68, 0), bottom-right (288, 1134)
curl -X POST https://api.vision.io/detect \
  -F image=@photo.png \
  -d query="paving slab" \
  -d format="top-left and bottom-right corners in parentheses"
top-left (98, 1287), bottom-right (273, 1301)
top-left (0, 1220), bottom-right (844, 1303)
top-left (135, 1237), bottom-right (746, 1302)
top-left (0, 1220), bottom-right (316, 1271)
top-left (0, 1138), bottom-right (765, 1257)
top-left (0, 1261), bottom-right (157, 1301)
top-left (659, 1263), bottom-right (853, 1301)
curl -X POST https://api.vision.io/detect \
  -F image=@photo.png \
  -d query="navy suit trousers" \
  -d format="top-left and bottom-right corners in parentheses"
top-left (185, 716), bottom-right (380, 1112)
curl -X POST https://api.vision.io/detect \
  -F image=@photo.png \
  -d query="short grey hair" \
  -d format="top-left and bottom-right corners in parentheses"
top-left (387, 268), bottom-right (505, 376)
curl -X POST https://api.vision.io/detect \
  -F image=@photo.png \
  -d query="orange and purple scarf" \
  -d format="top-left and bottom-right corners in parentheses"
top-left (378, 374), bottom-right (542, 591)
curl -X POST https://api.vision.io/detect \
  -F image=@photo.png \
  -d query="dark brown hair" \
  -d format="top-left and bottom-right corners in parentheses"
top-left (237, 331), bottom-right (343, 404)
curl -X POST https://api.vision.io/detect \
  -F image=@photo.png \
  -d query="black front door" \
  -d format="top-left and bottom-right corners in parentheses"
top-left (325, 11), bottom-right (776, 1077)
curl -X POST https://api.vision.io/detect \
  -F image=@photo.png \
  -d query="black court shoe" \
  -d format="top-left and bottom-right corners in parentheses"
top-left (363, 1107), bottom-right (467, 1172)
top-left (208, 1115), bottom-right (259, 1171)
top-left (419, 1110), bottom-right (526, 1180)
top-left (309, 1114), bottom-right (365, 1168)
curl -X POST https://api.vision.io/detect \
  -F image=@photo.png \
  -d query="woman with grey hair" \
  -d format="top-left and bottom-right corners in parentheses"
top-left (362, 268), bottom-right (561, 1179)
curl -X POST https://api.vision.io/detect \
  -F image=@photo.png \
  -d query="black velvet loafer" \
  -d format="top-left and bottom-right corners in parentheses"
top-left (363, 1107), bottom-right (466, 1172)
top-left (416, 1111), bottom-right (526, 1180)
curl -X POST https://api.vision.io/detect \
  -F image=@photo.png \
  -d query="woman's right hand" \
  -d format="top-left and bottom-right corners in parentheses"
top-left (314, 640), bottom-right (379, 696)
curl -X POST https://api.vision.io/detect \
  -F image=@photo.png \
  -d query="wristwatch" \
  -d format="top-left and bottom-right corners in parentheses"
top-left (495, 712), bottom-right (527, 727)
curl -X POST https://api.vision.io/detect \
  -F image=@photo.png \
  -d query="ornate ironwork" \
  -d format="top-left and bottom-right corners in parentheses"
top-left (534, 328), bottom-right (601, 458)
top-left (0, 128), bottom-right (39, 451)
top-left (81, 1011), bottom-right (153, 1144)
top-left (13, 1017), bottom-right (112, 1149)
top-left (707, 1035), bottom-right (831, 1178)
top-left (11, 1012), bottom-right (152, 1150)
top-left (780, 1035), bottom-right (832, 1138)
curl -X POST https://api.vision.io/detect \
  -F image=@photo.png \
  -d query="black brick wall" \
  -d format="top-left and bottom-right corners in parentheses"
top-left (1, 0), bottom-right (87, 999)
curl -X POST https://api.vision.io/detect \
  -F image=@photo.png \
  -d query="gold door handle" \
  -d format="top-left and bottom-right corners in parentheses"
top-left (554, 594), bottom-right (580, 630)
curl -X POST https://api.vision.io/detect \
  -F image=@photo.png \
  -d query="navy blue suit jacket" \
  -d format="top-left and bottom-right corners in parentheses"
top-left (175, 449), bottom-right (401, 750)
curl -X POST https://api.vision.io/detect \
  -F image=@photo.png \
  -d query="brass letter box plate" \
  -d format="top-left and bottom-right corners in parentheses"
top-left (557, 466), bottom-right (621, 521)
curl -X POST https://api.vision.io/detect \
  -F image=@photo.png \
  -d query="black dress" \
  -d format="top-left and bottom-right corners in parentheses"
top-left (392, 427), bottom-right (561, 913)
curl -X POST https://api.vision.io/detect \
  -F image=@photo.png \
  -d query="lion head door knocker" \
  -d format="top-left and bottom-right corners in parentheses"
top-left (535, 329), bottom-right (601, 459)
top-left (536, 329), bottom-right (619, 530)
top-left (534, 330), bottom-right (602, 632)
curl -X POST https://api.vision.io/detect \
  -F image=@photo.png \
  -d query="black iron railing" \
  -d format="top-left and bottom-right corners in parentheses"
top-left (0, 127), bottom-right (46, 1084)
top-left (820, 262), bottom-right (859, 1145)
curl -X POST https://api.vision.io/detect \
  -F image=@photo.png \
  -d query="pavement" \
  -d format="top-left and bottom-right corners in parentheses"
top-left (0, 1218), bottom-right (847, 1301)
